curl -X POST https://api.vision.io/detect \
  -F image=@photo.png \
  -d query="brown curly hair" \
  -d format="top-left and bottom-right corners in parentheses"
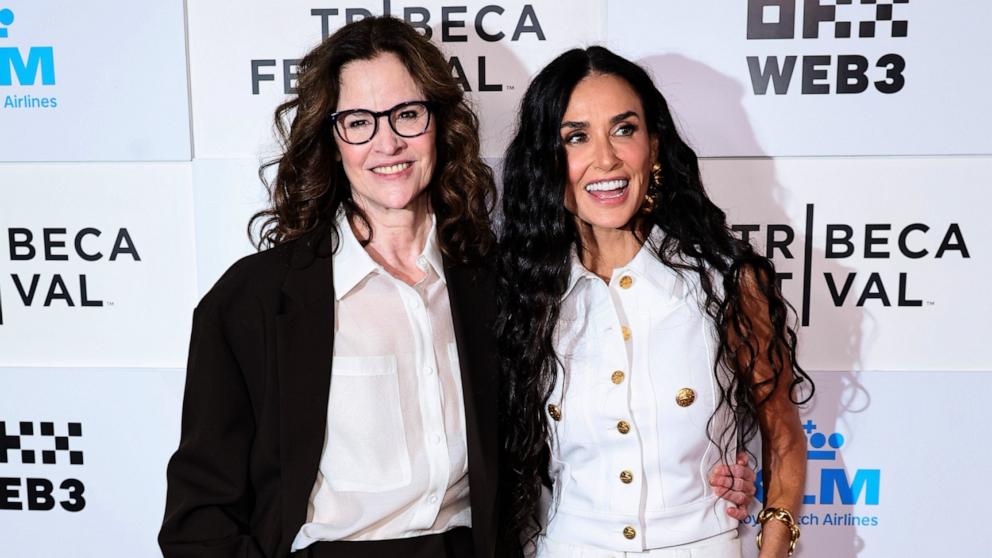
top-left (250, 16), bottom-right (495, 264)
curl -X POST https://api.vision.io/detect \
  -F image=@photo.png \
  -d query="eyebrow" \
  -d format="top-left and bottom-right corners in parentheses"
top-left (559, 111), bottom-right (641, 130)
top-left (611, 111), bottom-right (639, 124)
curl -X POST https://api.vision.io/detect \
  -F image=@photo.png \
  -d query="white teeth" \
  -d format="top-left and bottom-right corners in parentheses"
top-left (585, 179), bottom-right (629, 192)
top-left (371, 162), bottom-right (411, 175)
top-left (596, 189), bottom-right (626, 200)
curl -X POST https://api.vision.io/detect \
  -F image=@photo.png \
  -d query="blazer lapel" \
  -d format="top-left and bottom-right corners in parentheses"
top-left (444, 260), bottom-right (499, 557)
top-left (275, 232), bottom-right (335, 541)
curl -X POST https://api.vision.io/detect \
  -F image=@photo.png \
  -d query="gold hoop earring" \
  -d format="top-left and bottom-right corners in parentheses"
top-left (651, 162), bottom-right (663, 186)
top-left (641, 162), bottom-right (662, 214)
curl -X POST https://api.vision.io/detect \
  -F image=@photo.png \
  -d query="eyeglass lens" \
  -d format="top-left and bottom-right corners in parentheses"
top-left (336, 102), bottom-right (430, 144)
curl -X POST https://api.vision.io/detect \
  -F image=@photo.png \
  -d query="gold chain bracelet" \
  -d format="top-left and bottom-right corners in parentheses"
top-left (755, 507), bottom-right (800, 556)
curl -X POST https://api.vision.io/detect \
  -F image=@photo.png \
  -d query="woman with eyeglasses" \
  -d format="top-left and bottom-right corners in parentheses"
top-left (497, 47), bottom-right (813, 558)
top-left (159, 17), bottom-right (498, 558)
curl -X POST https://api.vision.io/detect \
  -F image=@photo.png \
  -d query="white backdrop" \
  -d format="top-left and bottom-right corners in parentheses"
top-left (703, 156), bottom-right (987, 371)
top-left (188, 0), bottom-right (606, 159)
top-left (0, 163), bottom-right (198, 368)
top-left (607, 0), bottom-right (992, 157)
top-left (0, 0), bottom-right (191, 161)
top-left (1, 1), bottom-right (989, 556)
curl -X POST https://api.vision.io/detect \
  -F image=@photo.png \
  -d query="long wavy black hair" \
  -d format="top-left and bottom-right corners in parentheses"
top-left (250, 16), bottom-right (495, 264)
top-left (497, 46), bottom-right (813, 545)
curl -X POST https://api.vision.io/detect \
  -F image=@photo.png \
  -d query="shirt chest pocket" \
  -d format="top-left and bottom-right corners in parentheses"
top-left (649, 306), bottom-right (717, 429)
top-left (550, 316), bottom-right (610, 444)
top-left (322, 354), bottom-right (412, 492)
top-left (551, 352), bottom-right (607, 447)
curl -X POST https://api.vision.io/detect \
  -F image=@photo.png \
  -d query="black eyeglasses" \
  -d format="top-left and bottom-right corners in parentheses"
top-left (329, 100), bottom-right (435, 145)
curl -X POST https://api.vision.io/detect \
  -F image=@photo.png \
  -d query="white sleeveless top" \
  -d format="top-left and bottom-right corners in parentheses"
top-left (543, 228), bottom-right (737, 551)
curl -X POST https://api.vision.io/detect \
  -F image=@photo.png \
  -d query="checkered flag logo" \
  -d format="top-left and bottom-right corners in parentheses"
top-left (748, 0), bottom-right (909, 40)
top-left (0, 421), bottom-right (83, 465)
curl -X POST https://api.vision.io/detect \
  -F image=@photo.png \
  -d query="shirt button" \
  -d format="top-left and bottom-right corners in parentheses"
top-left (611, 370), bottom-right (625, 384)
top-left (424, 365), bottom-right (435, 376)
top-left (417, 256), bottom-right (428, 269)
top-left (431, 433), bottom-right (442, 444)
top-left (411, 298), bottom-right (422, 309)
top-left (619, 470), bottom-right (634, 484)
top-left (616, 420), bottom-right (631, 434)
top-left (428, 494), bottom-right (438, 504)
top-left (623, 526), bottom-right (637, 539)
top-left (618, 275), bottom-right (633, 289)
top-left (548, 404), bottom-right (562, 421)
top-left (676, 387), bottom-right (696, 407)
top-left (621, 325), bottom-right (631, 341)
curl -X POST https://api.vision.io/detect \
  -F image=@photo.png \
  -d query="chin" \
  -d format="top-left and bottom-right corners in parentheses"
top-left (579, 208), bottom-right (639, 231)
top-left (378, 189), bottom-right (429, 211)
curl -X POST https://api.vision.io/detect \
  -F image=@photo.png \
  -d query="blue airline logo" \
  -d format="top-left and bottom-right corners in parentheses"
top-left (755, 420), bottom-right (880, 507)
top-left (802, 420), bottom-right (880, 506)
top-left (0, 9), bottom-right (56, 86)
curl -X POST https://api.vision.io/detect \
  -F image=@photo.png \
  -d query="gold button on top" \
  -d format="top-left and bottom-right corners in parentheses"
top-left (619, 470), bottom-right (634, 484)
top-left (548, 403), bottom-right (561, 421)
top-left (619, 275), bottom-right (633, 289)
top-left (621, 325), bottom-right (631, 341)
top-left (611, 370), bottom-right (625, 384)
top-left (623, 526), bottom-right (637, 539)
top-left (675, 387), bottom-right (696, 407)
top-left (617, 420), bottom-right (631, 434)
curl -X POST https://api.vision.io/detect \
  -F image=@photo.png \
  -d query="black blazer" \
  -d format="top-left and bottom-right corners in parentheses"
top-left (159, 229), bottom-right (499, 558)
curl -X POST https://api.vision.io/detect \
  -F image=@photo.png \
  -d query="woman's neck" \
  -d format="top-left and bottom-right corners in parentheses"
top-left (576, 220), bottom-right (647, 283)
top-left (351, 195), bottom-right (432, 285)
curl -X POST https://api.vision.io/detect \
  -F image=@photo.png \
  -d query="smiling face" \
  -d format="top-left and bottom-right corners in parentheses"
top-left (560, 73), bottom-right (657, 233)
top-left (334, 52), bottom-right (436, 217)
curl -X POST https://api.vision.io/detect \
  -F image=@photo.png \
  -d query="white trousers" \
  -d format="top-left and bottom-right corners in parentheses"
top-left (535, 529), bottom-right (741, 558)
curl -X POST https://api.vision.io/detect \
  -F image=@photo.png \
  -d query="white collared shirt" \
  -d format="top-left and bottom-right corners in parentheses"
top-left (543, 228), bottom-right (737, 551)
top-left (291, 211), bottom-right (470, 550)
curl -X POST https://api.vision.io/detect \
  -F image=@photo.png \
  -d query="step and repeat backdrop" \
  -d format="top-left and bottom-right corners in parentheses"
top-left (1, 1), bottom-right (989, 556)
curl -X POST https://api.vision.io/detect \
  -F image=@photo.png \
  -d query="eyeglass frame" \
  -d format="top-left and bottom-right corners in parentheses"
top-left (329, 100), bottom-right (436, 145)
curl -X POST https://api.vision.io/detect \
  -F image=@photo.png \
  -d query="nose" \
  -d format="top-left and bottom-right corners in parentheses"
top-left (371, 115), bottom-right (404, 155)
top-left (592, 134), bottom-right (621, 171)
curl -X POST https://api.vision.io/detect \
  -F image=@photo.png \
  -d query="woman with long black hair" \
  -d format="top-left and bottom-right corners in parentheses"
top-left (498, 47), bottom-right (813, 557)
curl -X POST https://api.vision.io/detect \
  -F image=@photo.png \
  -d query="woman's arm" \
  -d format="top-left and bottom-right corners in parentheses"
top-left (158, 305), bottom-right (266, 558)
top-left (734, 268), bottom-right (806, 558)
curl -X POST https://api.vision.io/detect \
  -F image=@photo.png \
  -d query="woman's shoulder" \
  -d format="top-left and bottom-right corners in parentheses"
top-left (196, 237), bottom-right (306, 317)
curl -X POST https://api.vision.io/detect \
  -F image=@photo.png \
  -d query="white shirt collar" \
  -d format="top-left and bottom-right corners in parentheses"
top-left (563, 226), bottom-right (685, 301)
top-left (563, 248), bottom-right (598, 301)
top-left (419, 217), bottom-right (447, 284)
top-left (333, 210), bottom-right (446, 301)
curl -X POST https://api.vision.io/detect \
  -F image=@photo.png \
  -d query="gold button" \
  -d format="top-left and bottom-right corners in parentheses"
top-left (623, 526), bottom-right (637, 539)
top-left (611, 370), bottom-right (625, 384)
top-left (619, 470), bottom-right (633, 484)
top-left (621, 325), bottom-right (631, 341)
top-left (619, 275), bottom-right (633, 289)
top-left (675, 387), bottom-right (696, 407)
top-left (548, 403), bottom-right (561, 421)
top-left (617, 420), bottom-right (631, 434)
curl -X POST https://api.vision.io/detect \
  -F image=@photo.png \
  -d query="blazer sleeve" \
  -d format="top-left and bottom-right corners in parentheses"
top-left (159, 304), bottom-right (266, 558)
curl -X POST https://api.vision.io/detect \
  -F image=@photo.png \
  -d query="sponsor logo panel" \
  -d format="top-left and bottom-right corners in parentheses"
top-left (0, 1), bottom-right (189, 161)
top-left (0, 368), bottom-right (184, 556)
top-left (605, 1), bottom-right (992, 156)
top-left (188, 0), bottom-right (605, 158)
top-left (0, 163), bottom-right (198, 367)
top-left (702, 156), bottom-right (988, 371)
